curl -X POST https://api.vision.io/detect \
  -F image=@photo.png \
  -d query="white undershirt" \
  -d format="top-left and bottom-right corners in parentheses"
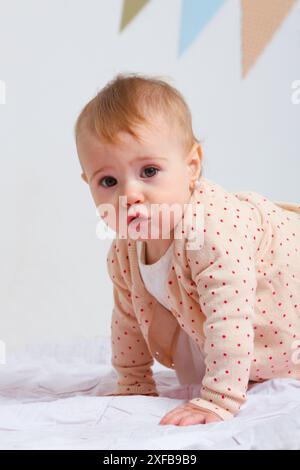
top-left (136, 240), bottom-right (206, 386)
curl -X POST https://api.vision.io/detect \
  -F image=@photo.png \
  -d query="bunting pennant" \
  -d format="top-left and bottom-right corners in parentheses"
top-left (179, 0), bottom-right (227, 56)
top-left (241, 0), bottom-right (296, 77)
top-left (119, 0), bottom-right (297, 78)
top-left (120, 0), bottom-right (151, 32)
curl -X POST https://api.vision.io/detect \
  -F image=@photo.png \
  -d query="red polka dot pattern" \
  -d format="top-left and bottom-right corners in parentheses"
top-left (105, 177), bottom-right (300, 419)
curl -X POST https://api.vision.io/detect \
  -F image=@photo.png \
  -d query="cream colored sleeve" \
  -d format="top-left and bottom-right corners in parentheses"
top-left (187, 202), bottom-right (257, 420)
top-left (103, 243), bottom-right (159, 397)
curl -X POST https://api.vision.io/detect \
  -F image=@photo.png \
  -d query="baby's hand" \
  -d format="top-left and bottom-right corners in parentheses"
top-left (159, 402), bottom-right (222, 426)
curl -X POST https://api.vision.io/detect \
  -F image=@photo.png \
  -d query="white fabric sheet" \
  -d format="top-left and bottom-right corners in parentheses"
top-left (0, 336), bottom-right (300, 450)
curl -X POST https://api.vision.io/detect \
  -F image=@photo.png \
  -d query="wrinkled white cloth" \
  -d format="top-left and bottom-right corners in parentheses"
top-left (0, 336), bottom-right (300, 450)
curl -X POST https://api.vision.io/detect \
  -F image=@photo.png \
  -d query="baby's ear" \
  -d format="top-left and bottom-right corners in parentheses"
top-left (81, 172), bottom-right (88, 184)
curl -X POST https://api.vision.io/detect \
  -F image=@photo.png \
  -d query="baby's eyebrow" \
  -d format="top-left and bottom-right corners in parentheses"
top-left (90, 156), bottom-right (168, 182)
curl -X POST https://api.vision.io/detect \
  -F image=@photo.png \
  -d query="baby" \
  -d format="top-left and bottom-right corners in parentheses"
top-left (74, 72), bottom-right (300, 426)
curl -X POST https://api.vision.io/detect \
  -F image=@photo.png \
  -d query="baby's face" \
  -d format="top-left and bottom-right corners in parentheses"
top-left (76, 114), bottom-right (201, 240)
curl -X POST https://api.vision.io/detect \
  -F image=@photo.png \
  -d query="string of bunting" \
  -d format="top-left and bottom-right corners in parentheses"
top-left (120, 0), bottom-right (297, 77)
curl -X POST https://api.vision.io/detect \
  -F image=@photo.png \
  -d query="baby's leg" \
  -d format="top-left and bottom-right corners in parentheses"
top-left (173, 329), bottom-right (206, 385)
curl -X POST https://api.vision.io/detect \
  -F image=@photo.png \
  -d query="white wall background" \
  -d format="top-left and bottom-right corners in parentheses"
top-left (0, 0), bottom-right (299, 355)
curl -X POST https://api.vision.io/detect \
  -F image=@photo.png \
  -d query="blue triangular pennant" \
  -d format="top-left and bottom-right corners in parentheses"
top-left (179, 0), bottom-right (227, 56)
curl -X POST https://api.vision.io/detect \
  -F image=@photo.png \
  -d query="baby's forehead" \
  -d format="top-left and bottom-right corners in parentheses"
top-left (78, 111), bottom-right (186, 165)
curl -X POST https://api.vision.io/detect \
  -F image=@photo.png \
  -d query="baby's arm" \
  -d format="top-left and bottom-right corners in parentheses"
top-left (103, 242), bottom-right (159, 397)
top-left (187, 202), bottom-right (257, 420)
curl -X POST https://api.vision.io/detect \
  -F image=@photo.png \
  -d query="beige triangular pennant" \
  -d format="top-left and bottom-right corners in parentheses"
top-left (120, 0), bottom-right (151, 32)
top-left (242, 0), bottom-right (296, 78)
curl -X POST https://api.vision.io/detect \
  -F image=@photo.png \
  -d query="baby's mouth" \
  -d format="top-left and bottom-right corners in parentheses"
top-left (128, 216), bottom-right (149, 226)
top-left (127, 211), bottom-right (148, 224)
top-left (127, 214), bottom-right (137, 225)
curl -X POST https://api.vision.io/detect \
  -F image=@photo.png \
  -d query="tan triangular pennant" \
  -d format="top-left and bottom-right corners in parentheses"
top-left (242, 0), bottom-right (296, 78)
top-left (120, 0), bottom-right (151, 32)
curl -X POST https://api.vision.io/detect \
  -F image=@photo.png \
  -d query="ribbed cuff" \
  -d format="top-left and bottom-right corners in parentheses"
top-left (189, 398), bottom-right (234, 421)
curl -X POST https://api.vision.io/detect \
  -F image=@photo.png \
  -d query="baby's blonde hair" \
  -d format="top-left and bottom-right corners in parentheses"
top-left (74, 72), bottom-right (203, 176)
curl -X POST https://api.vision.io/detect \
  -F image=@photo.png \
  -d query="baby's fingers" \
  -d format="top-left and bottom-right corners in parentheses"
top-left (160, 410), bottom-right (207, 426)
top-left (159, 405), bottom-right (186, 425)
top-left (204, 413), bottom-right (222, 424)
top-left (178, 412), bottom-right (206, 426)
top-left (159, 410), bottom-right (189, 425)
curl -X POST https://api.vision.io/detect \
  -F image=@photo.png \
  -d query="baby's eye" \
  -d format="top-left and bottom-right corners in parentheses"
top-left (98, 167), bottom-right (159, 188)
top-left (99, 176), bottom-right (117, 188)
top-left (141, 166), bottom-right (160, 178)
